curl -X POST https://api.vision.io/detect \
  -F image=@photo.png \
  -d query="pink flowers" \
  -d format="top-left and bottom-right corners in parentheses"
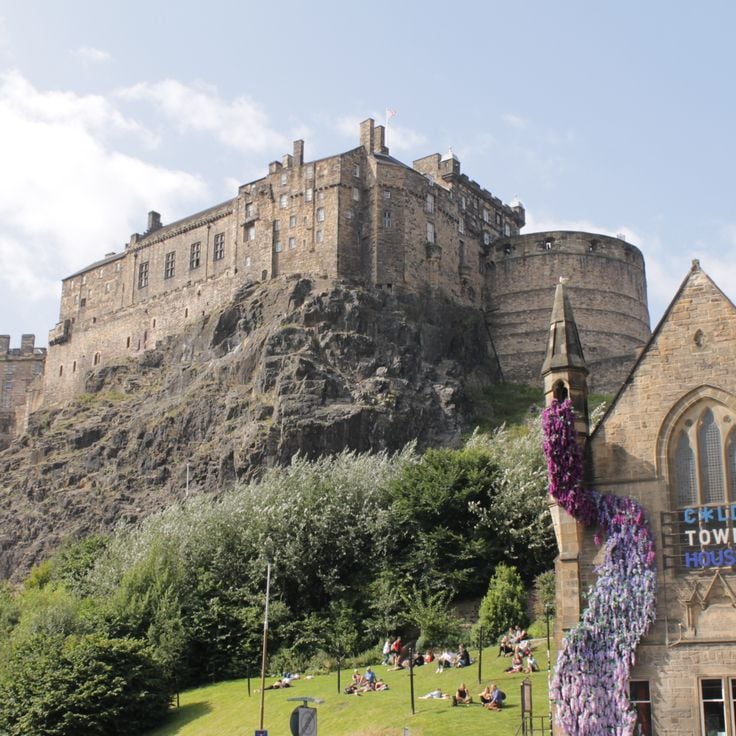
top-left (542, 399), bottom-right (657, 736)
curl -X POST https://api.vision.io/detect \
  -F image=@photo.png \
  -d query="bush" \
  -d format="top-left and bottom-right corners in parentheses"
top-left (0, 633), bottom-right (170, 736)
top-left (473, 563), bottom-right (528, 642)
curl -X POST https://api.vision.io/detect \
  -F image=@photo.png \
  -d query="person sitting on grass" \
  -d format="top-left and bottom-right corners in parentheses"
top-left (374, 679), bottom-right (389, 691)
top-left (524, 653), bottom-right (539, 673)
top-left (456, 643), bottom-right (471, 668)
top-left (484, 683), bottom-right (504, 711)
top-left (505, 651), bottom-right (523, 673)
top-left (419, 688), bottom-right (449, 700)
top-left (499, 633), bottom-right (514, 656)
top-left (479, 684), bottom-right (493, 706)
top-left (452, 682), bottom-right (472, 706)
top-left (435, 648), bottom-right (456, 672)
top-left (363, 667), bottom-right (377, 689)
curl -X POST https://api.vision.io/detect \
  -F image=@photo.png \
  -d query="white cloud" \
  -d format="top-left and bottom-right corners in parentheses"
top-left (502, 112), bottom-right (529, 129)
top-left (74, 46), bottom-right (111, 64)
top-left (0, 71), bottom-right (208, 339)
top-left (117, 80), bottom-right (289, 154)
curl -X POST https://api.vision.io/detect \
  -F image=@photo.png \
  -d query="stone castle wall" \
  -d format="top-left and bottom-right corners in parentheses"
top-left (4, 119), bottom-right (649, 416)
top-left (486, 231), bottom-right (650, 392)
top-left (0, 335), bottom-right (46, 449)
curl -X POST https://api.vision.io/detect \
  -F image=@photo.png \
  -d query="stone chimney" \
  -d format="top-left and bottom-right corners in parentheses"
top-left (360, 118), bottom-right (375, 153)
top-left (282, 153), bottom-right (293, 168)
top-left (373, 125), bottom-right (388, 154)
top-left (146, 211), bottom-right (162, 233)
top-left (0, 336), bottom-right (9, 355)
top-left (293, 140), bottom-right (304, 166)
top-left (20, 334), bottom-right (35, 354)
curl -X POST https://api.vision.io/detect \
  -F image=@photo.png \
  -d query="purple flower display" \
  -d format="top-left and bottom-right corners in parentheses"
top-left (542, 399), bottom-right (657, 736)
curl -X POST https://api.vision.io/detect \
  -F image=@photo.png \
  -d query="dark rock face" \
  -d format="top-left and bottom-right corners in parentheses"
top-left (0, 278), bottom-right (500, 579)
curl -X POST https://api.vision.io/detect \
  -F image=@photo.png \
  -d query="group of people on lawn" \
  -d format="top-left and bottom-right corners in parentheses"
top-left (420, 682), bottom-right (505, 711)
top-left (343, 667), bottom-right (389, 695)
top-left (499, 626), bottom-right (539, 674)
top-left (382, 637), bottom-right (472, 671)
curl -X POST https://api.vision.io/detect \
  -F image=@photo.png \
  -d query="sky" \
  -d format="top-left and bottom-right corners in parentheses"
top-left (1, 1), bottom-right (735, 347)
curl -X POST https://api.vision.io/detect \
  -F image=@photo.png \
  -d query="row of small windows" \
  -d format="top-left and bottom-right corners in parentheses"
top-left (275, 163), bottom-right (357, 187)
top-left (138, 234), bottom-right (227, 288)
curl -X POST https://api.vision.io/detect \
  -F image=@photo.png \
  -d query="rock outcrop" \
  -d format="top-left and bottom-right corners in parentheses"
top-left (0, 277), bottom-right (500, 579)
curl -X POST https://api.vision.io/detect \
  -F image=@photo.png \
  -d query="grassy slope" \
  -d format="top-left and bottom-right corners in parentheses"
top-left (148, 643), bottom-right (554, 736)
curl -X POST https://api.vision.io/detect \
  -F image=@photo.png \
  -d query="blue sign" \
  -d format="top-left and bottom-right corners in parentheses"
top-left (255, 730), bottom-right (268, 736)
top-left (681, 505), bottom-right (736, 569)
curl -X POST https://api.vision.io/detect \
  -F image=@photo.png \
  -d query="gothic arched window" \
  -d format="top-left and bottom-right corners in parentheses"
top-left (669, 402), bottom-right (735, 508)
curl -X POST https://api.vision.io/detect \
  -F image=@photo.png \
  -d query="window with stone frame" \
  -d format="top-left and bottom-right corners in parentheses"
top-left (426, 221), bottom-right (435, 244)
top-left (190, 242), bottom-right (201, 270)
top-left (279, 194), bottom-right (289, 209)
top-left (382, 210), bottom-right (392, 228)
top-left (670, 401), bottom-right (736, 509)
top-left (246, 225), bottom-right (256, 241)
top-left (213, 232), bottom-right (225, 261)
top-left (629, 681), bottom-right (653, 736)
top-left (316, 207), bottom-right (325, 222)
top-left (697, 677), bottom-right (736, 736)
top-left (426, 193), bottom-right (435, 214)
top-left (138, 261), bottom-right (149, 288)
top-left (164, 251), bottom-right (175, 279)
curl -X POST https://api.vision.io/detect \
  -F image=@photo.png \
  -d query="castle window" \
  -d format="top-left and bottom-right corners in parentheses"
top-left (72, 360), bottom-right (76, 373)
top-left (460, 195), bottom-right (466, 210)
top-left (164, 251), bottom-right (175, 279)
top-left (352, 187), bottom-right (360, 202)
top-left (699, 679), bottom-right (728, 736)
top-left (280, 172), bottom-right (288, 186)
top-left (318, 190), bottom-right (325, 202)
top-left (59, 365), bottom-right (63, 377)
top-left (82, 275), bottom-right (87, 285)
top-left (482, 208), bottom-right (490, 224)
top-left (288, 237), bottom-right (296, 249)
top-left (316, 230), bottom-right (323, 244)
top-left (305, 165), bottom-right (314, 180)
top-left (190, 242), bottom-right (201, 270)
top-left (105, 283), bottom-right (111, 293)
top-left (382, 210), bottom-right (392, 228)
top-left (383, 190), bottom-right (391, 200)
top-left (213, 233), bottom-right (225, 261)
top-left (116, 262), bottom-right (122, 272)
top-left (305, 188), bottom-right (313, 202)
top-left (279, 194), bottom-right (289, 209)
top-left (93, 352), bottom-right (101, 366)
top-left (504, 223), bottom-right (511, 236)
top-left (353, 164), bottom-right (360, 177)
top-left (273, 219), bottom-right (280, 232)
top-left (245, 202), bottom-right (254, 218)
top-left (80, 298), bottom-right (87, 308)
top-left (483, 232), bottom-right (491, 246)
top-left (316, 207), bottom-right (325, 222)
top-left (261, 270), bottom-right (268, 280)
top-left (426, 222), bottom-right (435, 244)
top-left (345, 209), bottom-right (353, 220)
top-left (126, 336), bottom-right (130, 348)
top-left (289, 215), bottom-right (297, 228)
top-left (246, 226), bottom-right (256, 241)
top-left (98, 268), bottom-right (104, 278)
top-left (426, 193), bottom-right (435, 214)
top-left (495, 212), bottom-right (502, 225)
top-left (138, 261), bottom-right (149, 288)
top-left (458, 219), bottom-right (465, 235)
top-left (274, 241), bottom-right (282, 253)
top-left (459, 240), bottom-right (466, 265)
top-left (245, 256), bottom-right (251, 267)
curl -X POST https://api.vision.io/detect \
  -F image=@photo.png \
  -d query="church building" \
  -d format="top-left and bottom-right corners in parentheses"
top-left (545, 261), bottom-right (736, 735)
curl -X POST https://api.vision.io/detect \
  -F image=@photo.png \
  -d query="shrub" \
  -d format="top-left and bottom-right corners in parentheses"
top-left (0, 633), bottom-right (170, 736)
top-left (473, 563), bottom-right (528, 642)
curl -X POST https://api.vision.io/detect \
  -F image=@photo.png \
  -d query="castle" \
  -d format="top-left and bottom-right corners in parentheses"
top-left (1, 118), bottom-right (651, 444)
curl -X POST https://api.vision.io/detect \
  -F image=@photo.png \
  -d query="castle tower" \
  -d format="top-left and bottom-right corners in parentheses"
top-left (542, 279), bottom-right (589, 632)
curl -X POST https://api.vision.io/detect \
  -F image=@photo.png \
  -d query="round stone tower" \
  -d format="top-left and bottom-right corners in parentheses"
top-left (485, 230), bottom-right (650, 393)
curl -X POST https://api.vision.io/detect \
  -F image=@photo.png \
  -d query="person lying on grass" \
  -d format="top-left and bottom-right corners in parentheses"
top-left (419, 689), bottom-right (449, 700)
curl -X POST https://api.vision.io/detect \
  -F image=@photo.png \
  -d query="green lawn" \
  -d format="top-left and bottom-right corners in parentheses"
top-left (147, 643), bottom-right (554, 736)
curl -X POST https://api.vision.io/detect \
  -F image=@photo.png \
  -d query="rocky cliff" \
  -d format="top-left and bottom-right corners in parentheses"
top-left (0, 276), bottom-right (501, 579)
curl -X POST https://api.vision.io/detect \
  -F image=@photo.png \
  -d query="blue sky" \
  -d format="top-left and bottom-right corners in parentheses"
top-left (1, 1), bottom-right (735, 347)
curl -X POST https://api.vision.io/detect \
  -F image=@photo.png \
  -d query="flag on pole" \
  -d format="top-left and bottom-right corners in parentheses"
top-left (386, 109), bottom-right (397, 120)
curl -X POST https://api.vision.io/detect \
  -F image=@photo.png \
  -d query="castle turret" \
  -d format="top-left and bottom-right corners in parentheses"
top-left (542, 279), bottom-right (588, 634)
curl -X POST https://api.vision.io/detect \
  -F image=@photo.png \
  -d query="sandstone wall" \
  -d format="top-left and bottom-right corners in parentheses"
top-left (486, 231), bottom-right (650, 392)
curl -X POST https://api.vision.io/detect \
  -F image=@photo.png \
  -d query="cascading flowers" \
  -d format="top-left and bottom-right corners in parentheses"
top-left (542, 399), bottom-right (656, 736)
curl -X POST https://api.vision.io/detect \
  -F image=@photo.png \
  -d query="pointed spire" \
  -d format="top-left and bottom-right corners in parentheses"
top-left (541, 278), bottom-right (587, 376)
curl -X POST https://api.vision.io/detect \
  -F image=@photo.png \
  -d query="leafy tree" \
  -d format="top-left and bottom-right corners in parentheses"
top-left (532, 569), bottom-right (556, 620)
top-left (473, 563), bottom-right (528, 642)
top-left (0, 634), bottom-right (169, 736)
top-left (402, 586), bottom-right (463, 651)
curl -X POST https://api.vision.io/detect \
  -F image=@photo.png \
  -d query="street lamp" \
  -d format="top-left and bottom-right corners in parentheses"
top-left (545, 603), bottom-right (552, 736)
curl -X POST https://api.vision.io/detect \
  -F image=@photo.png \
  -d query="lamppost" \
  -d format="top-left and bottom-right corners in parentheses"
top-left (258, 561), bottom-right (272, 733)
top-left (545, 603), bottom-right (553, 736)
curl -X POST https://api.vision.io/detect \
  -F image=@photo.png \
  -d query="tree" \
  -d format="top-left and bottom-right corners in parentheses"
top-left (474, 563), bottom-right (528, 642)
top-left (402, 586), bottom-right (463, 651)
top-left (0, 634), bottom-right (169, 736)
